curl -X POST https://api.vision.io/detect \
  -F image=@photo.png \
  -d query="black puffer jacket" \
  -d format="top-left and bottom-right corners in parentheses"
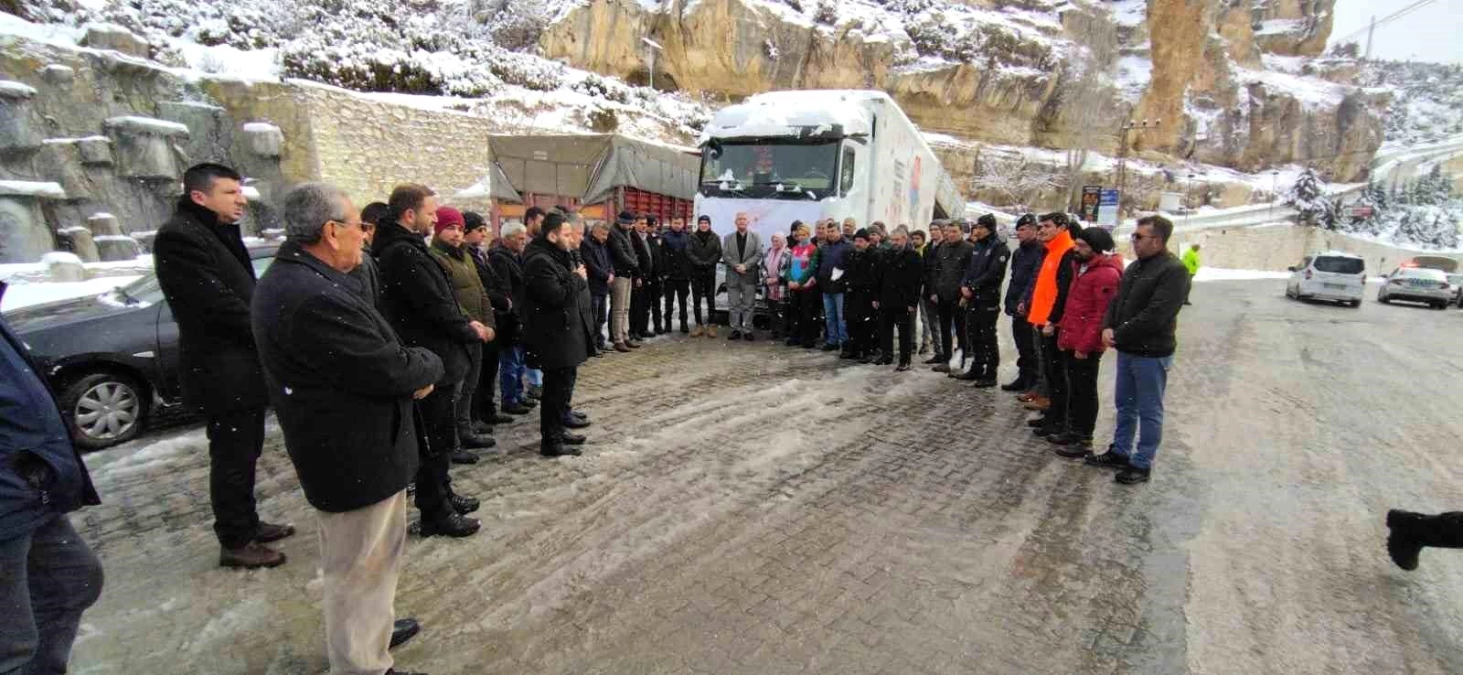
top-left (372, 221), bottom-right (476, 385)
top-left (1103, 250), bottom-right (1189, 357)
top-left (879, 245), bottom-right (924, 310)
top-left (1004, 239), bottom-right (1043, 316)
top-left (961, 236), bottom-right (1011, 309)
top-left (687, 229), bottom-right (722, 274)
top-left (845, 246), bottom-right (882, 295)
top-left (660, 229), bottom-right (693, 281)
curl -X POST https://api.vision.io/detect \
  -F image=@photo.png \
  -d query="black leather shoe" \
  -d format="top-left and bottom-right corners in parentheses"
top-left (563, 416), bottom-right (591, 430)
top-left (527, 386), bottom-right (543, 400)
top-left (449, 493), bottom-right (480, 515)
top-left (923, 356), bottom-right (944, 364)
top-left (728, 329), bottom-right (743, 340)
top-left (255, 521), bottom-right (296, 544)
top-left (744, 332), bottom-right (755, 342)
top-left (1025, 417), bottom-right (1048, 428)
top-left (487, 413), bottom-right (515, 425)
top-left (521, 398), bottom-right (538, 410)
top-left (541, 444), bottom-right (583, 457)
top-left (1000, 378), bottom-right (1028, 392)
top-left (895, 363), bottom-right (912, 372)
top-left (390, 618), bottom-right (420, 649)
top-left (821, 343), bottom-right (840, 352)
top-left (471, 421), bottom-right (493, 435)
top-left (1116, 466), bottom-right (1152, 484)
top-left (1045, 432), bottom-right (1082, 446)
top-left (972, 378), bottom-right (998, 388)
top-left (449, 449), bottom-right (479, 465)
top-left (931, 363), bottom-right (950, 373)
top-left (459, 434), bottom-right (496, 450)
top-left (952, 370), bottom-right (981, 381)
top-left (560, 432), bottom-right (587, 445)
top-left (1085, 449), bottom-right (1131, 470)
top-left (419, 514), bottom-right (480, 538)
top-left (502, 403), bottom-right (533, 415)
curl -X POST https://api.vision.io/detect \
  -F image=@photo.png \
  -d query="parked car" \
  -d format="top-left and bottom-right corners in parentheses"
top-left (1447, 273), bottom-right (1463, 306)
top-left (2, 245), bottom-right (277, 449)
top-left (1377, 265), bottom-right (1453, 309)
top-left (1286, 252), bottom-right (1365, 307)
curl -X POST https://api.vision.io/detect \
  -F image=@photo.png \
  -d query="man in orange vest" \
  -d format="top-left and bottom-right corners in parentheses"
top-left (1022, 213), bottom-right (1080, 436)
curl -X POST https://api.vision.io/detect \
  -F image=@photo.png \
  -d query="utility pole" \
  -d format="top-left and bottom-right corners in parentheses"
top-left (1269, 169), bottom-right (1280, 222)
top-left (1364, 15), bottom-right (1376, 61)
top-left (1116, 118), bottom-right (1160, 214)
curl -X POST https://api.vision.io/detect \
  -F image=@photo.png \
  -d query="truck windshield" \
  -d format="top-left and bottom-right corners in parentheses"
top-left (699, 141), bottom-right (839, 200)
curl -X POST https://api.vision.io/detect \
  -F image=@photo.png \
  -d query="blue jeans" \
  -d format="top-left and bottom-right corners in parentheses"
top-left (0, 515), bottom-right (104, 675)
top-left (500, 345), bottom-right (526, 407)
top-left (1111, 351), bottom-right (1173, 470)
top-left (526, 368), bottom-right (542, 388)
top-left (822, 292), bottom-right (846, 346)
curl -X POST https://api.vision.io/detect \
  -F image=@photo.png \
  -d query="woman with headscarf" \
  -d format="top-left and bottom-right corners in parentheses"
top-left (762, 232), bottom-right (792, 340)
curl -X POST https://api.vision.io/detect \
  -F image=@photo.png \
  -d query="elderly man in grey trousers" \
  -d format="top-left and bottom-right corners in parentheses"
top-left (721, 211), bottom-right (764, 341)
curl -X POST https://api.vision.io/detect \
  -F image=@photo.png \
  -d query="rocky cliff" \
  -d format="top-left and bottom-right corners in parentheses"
top-left (542, 0), bottom-right (1385, 182)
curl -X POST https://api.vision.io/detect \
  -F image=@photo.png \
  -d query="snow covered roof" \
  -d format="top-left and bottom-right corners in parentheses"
top-left (700, 90), bottom-right (886, 143)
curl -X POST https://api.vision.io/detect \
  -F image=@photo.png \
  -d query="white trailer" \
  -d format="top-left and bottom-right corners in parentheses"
top-left (694, 90), bottom-right (964, 245)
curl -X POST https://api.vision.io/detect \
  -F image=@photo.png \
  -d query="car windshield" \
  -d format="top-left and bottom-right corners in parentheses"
top-left (1313, 257), bottom-right (1364, 274)
top-left (699, 141), bottom-right (839, 199)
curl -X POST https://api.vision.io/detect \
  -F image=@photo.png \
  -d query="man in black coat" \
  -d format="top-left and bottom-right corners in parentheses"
top-left (646, 216), bottom-right (668, 334)
top-left (464, 211), bottom-right (516, 428)
top-left (955, 214), bottom-right (1012, 387)
top-left (491, 224), bottom-right (536, 416)
top-left (252, 183), bottom-right (442, 674)
top-left (875, 227), bottom-right (923, 370)
top-left (154, 163), bottom-right (291, 569)
top-left (371, 184), bottom-right (488, 538)
top-left (1002, 213), bottom-right (1043, 393)
top-left (629, 215), bottom-right (656, 340)
top-left (686, 215), bottom-right (723, 337)
top-left (660, 217), bottom-right (693, 334)
top-left (931, 221), bottom-right (975, 372)
top-left (522, 214), bottom-right (593, 457)
top-left (607, 211), bottom-right (641, 350)
top-left (843, 229), bottom-right (883, 362)
top-left (582, 222), bottom-right (614, 352)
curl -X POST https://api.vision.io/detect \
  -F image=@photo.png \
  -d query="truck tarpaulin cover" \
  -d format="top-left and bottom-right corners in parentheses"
top-left (487, 134), bottom-right (699, 204)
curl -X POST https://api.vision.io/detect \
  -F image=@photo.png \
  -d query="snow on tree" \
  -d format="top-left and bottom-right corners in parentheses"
top-left (1286, 167), bottom-right (1331, 226)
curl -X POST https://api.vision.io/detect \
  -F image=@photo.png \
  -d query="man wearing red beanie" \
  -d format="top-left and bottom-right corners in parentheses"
top-left (428, 206), bottom-right (498, 463)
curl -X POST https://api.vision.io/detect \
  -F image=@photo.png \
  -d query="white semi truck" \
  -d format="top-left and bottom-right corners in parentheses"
top-left (694, 90), bottom-right (964, 244)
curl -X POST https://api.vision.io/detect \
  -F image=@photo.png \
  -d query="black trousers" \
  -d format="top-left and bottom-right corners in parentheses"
top-left (413, 384), bottom-right (458, 523)
top-left (591, 293), bottom-right (608, 348)
top-left (846, 290), bottom-right (877, 354)
top-left (1040, 332), bottom-right (1070, 430)
top-left (879, 306), bottom-right (915, 364)
top-left (1010, 315), bottom-right (1038, 386)
top-left (1064, 350), bottom-right (1104, 440)
top-left (647, 278), bottom-right (664, 331)
top-left (769, 296), bottom-right (789, 337)
top-left (691, 269), bottom-right (716, 325)
top-left (663, 279), bottom-right (690, 331)
top-left (540, 366), bottom-right (578, 443)
top-left (630, 282), bottom-right (650, 337)
top-left (964, 304), bottom-right (1001, 378)
top-left (937, 297), bottom-right (967, 359)
top-left (205, 407), bottom-right (266, 549)
top-left (791, 288), bottom-right (823, 346)
top-left (476, 340), bottom-right (501, 422)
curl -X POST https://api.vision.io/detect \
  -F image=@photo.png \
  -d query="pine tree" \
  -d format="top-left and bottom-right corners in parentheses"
top-left (1286, 167), bottom-right (1327, 226)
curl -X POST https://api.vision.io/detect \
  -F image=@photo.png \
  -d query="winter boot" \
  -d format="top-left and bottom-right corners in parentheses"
top-left (690, 325), bottom-right (704, 338)
top-left (1001, 377), bottom-right (1028, 392)
top-left (1386, 510), bottom-right (1463, 571)
top-left (706, 325), bottom-right (718, 338)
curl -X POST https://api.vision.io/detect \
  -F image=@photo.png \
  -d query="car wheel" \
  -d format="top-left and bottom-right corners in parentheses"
top-left (60, 372), bottom-right (149, 450)
top-left (1350, 300), bottom-right (1362, 308)
top-left (1378, 292), bottom-right (1389, 304)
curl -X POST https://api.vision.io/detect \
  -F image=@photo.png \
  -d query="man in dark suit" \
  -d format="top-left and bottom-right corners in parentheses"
top-left (522, 213), bottom-right (593, 457)
top-left (154, 163), bottom-right (292, 569)
top-left (372, 184), bottom-right (488, 538)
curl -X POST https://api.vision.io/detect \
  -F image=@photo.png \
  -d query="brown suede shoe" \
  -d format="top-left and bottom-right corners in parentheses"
top-left (1022, 396), bottom-right (1051, 411)
top-left (614, 342), bottom-right (632, 353)
top-left (690, 325), bottom-right (704, 338)
top-left (255, 522), bottom-right (296, 544)
top-left (706, 325), bottom-right (717, 338)
top-left (220, 541), bottom-right (286, 569)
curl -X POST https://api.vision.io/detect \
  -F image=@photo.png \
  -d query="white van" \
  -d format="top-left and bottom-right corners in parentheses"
top-left (1285, 251), bottom-right (1366, 307)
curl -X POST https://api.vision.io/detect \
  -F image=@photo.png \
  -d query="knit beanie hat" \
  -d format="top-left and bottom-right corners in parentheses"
top-left (435, 206), bottom-right (465, 234)
top-left (1079, 226), bottom-right (1116, 253)
top-left (854, 228), bottom-right (871, 241)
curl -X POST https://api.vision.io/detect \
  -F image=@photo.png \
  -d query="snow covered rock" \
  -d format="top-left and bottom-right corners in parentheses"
top-left (79, 23), bottom-right (151, 59)
top-left (103, 116), bottom-right (190, 180)
top-left (41, 251), bottom-right (86, 282)
top-left (241, 122), bottom-right (282, 158)
top-left (0, 79), bottom-right (42, 153)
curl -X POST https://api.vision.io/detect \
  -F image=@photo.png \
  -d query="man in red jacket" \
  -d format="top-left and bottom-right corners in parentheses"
top-left (1048, 227), bottom-right (1123, 455)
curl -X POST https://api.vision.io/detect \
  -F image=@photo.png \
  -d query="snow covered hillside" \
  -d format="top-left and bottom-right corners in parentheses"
top-left (1357, 60), bottom-right (1463, 149)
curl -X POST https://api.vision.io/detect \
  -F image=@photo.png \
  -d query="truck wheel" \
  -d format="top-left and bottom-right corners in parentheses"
top-left (59, 371), bottom-right (149, 450)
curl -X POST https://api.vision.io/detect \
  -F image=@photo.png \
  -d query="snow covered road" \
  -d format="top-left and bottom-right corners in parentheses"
top-left (67, 280), bottom-right (1463, 674)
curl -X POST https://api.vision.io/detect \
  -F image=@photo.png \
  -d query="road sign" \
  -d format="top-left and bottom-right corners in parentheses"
top-left (1097, 189), bottom-right (1120, 229)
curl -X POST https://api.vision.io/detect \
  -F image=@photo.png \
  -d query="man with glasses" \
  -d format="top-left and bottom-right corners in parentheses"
top-left (1084, 215), bottom-right (1190, 485)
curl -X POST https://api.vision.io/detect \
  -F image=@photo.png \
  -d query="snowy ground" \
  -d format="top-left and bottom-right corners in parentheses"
top-left (64, 280), bottom-right (1463, 674)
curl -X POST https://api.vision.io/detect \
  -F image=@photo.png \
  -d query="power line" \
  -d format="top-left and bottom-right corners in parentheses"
top-left (1332, 0), bottom-right (1440, 46)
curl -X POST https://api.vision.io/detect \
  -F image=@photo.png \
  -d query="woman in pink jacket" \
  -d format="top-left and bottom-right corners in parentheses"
top-left (1050, 227), bottom-right (1124, 456)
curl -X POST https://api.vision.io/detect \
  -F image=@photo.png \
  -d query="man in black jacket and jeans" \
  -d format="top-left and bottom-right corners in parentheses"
top-left (154, 163), bottom-right (292, 569)
top-left (1086, 215), bottom-right (1190, 485)
top-left (523, 214), bottom-right (594, 457)
top-left (252, 182), bottom-right (441, 675)
top-left (1003, 214), bottom-right (1042, 392)
top-left (931, 221), bottom-right (974, 372)
top-left (372, 184), bottom-right (488, 538)
top-left (955, 214), bottom-right (1010, 387)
